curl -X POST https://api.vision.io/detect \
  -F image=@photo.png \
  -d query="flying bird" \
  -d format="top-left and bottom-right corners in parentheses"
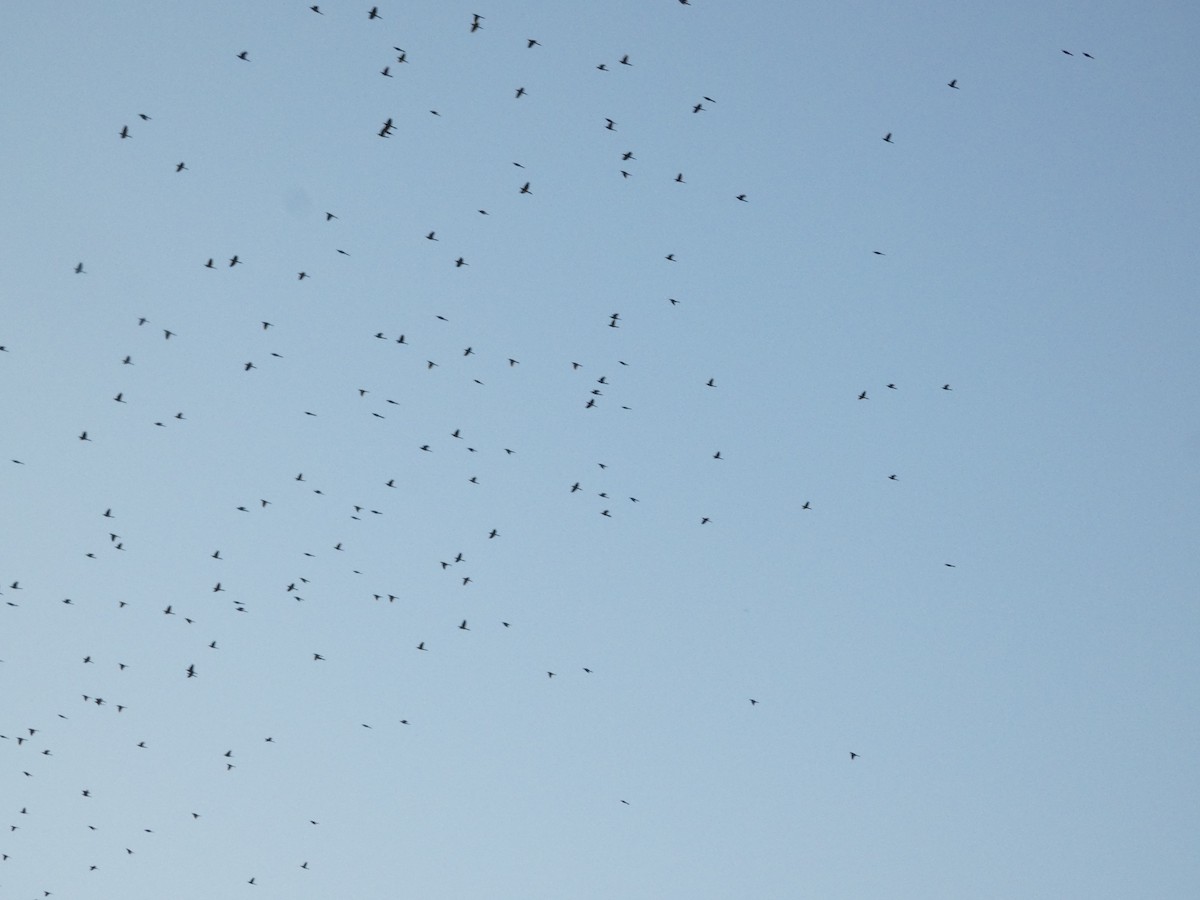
top-left (368, 6), bottom-right (380, 19)
top-left (378, 118), bottom-right (394, 137)
top-left (119, 125), bottom-right (130, 139)
top-left (948, 79), bottom-right (959, 88)
top-left (882, 132), bottom-right (893, 143)
top-left (74, 262), bottom-right (85, 274)
top-left (237, 51), bottom-right (249, 61)
top-left (175, 162), bottom-right (187, 172)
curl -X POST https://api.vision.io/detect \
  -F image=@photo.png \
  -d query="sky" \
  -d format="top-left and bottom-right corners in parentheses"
top-left (1, 1), bottom-right (1199, 897)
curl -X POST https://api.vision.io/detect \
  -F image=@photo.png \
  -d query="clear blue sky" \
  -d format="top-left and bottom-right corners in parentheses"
top-left (2, 2), bottom-right (1198, 898)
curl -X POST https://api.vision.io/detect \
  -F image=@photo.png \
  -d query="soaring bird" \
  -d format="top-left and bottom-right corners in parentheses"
top-left (237, 51), bottom-right (249, 61)
top-left (455, 257), bottom-right (467, 267)
top-left (882, 132), bottom-right (893, 143)
top-left (74, 262), bottom-right (85, 273)
top-left (378, 118), bottom-right (394, 137)
top-left (459, 620), bottom-right (469, 631)
top-left (619, 54), bottom-right (631, 65)
top-left (527, 38), bottom-right (540, 48)
top-left (605, 118), bottom-right (616, 130)
top-left (119, 125), bottom-right (130, 139)
top-left (858, 391), bottom-right (868, 400)
top-left (515, 86), bottom-right (526, 98)
top-left (849, 751), bottom-right (859, 760)
top-left (381, 66), bottom-right (392, 77)
top-left (175, 161), bottom-right (187, 172)
top-left (948, 79), bottom-right (959, 88)
top-left (368, 6), bottom-right (380, 19)
top-left (186, 665), bottom-right (197, 678)
top-left (519, 182), bottom-right (531, 193)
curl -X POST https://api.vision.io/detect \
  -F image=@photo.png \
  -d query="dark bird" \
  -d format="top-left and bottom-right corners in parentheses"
top-left (381, 66), bottom-right (392, 77)
top-left (310, 5), bottom-right (322, 12)
top-left (713, 451), bottom-right (722, 460)
top-left (313, 653), bottom-right (324, 660)
top-left (237, 51), bottom-right (249, 61)
top-left (944, 563), bottom-right (956, 568)
top-left (873, 250), bottom-right (885, 255)
top-left (515, 87), bottom-right (526, 98)
top-left (74, 262), bottom-right (85, 274)
top-left (882, 132), bottom-right (893, 143)
top-left (605, 118), bottom-right (616, 130)
top-left (455, 257), bottom-right (467, 267)
top-left (204, 258), bottom-right (214, 268)
top-left (527, 38), bottom-right (540, 48)
top-left (114, 393), bottom-right (125, 403)
top-left (736, 194), bottom-right (747, 201)
top-left (186, 665), bottom-right (196, 678)
top-left (459, 620), bottom-right (469, 630)
top-left (942, 384), bottom-right (952, 390)
top-left (228, 255), bottom-right (241, 267)
top-left (675, 173), bottom-right (685, 183)
top-left (1082, 52), bottom-right (1094, 59)
top-left (597, 63), bottom-right (608, 71)
top-left (175, 162), bottom-right (187, 172)
top-left (801, 501), bottom-right (811, 510)
top-left (749, 699), bottom-right (758, 705)
top-left (858, 391), bottom-right (868, 400)
top-left (79, 431), bottom-right (91, 441)
top-left (1062, 49), bottom-right (1074, 56)
top-left (700, 517), bottom-right (710, 524)
top-left (948, 79), bottom-right (959, 88)
top-left (619, 54), bottom-right (631, 65)
top-left (368, 6), bottom-right (380, 19)
top-left (665, 253), bottom-right (676, 261)
top-left (119, 125), bottom-right (130, 139)
top-left (378, 118), bottom-right (394, 137)
top-left (850, 751), bottom-right (859, 760)
top-left (519, 182), bottom-right (531, 194)
top-left (416, 641), bottom-right (427, 651)
top-left (887, 383), bottom-right (897, 389)
top-left (693, 103), bottom-right (704, 113)
top-left (706, 378), bottom-right (716, 387)
top-left (426, 231), bottom-right (438, 240)
top-left (888, 474), bottom-right (898, 481)
top-left (488, 529), bottom-right (499, 539)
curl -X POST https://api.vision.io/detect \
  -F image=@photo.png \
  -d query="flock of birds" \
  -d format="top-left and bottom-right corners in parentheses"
top-left (0, 5), bottom-right (1104, 897)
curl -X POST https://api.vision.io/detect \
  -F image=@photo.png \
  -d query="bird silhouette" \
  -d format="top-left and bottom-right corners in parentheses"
top-left (882, 132), bottom-right (893, 143)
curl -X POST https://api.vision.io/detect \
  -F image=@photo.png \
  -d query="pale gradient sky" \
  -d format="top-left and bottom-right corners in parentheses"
top-left (1, 2), bottom-right (1198, 898)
